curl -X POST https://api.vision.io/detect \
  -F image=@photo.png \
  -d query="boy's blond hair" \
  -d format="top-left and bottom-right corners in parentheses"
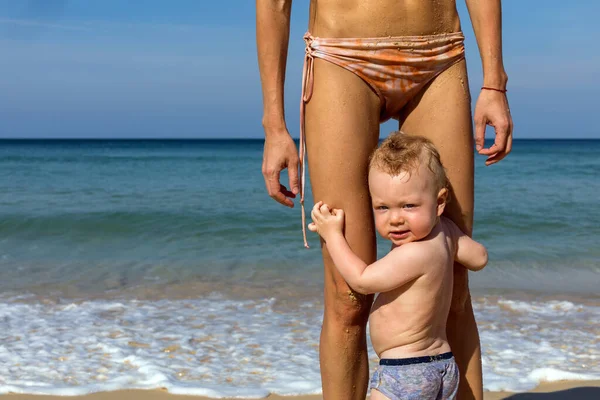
top-left (369, 131), bottom-right (449, 192)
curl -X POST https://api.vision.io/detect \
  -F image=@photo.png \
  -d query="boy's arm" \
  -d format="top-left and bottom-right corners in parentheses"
top-left (325, 234), bottom-right (427, 295)
top-left (448, 220), bottom-right (488, 271)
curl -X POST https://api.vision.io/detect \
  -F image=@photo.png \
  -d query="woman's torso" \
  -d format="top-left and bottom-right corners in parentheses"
top-left (308, 0), bottom-right (461, 38)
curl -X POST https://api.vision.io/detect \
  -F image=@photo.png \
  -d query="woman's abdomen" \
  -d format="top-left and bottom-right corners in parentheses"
top-left (309, 0), bottom-right (461, 38)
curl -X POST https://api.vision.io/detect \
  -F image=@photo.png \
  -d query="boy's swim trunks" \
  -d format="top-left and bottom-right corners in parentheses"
top-left (370, 352), bottom-right (459, 399)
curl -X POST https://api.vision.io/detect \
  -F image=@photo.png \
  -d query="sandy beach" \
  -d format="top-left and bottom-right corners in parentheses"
top-left (3, 380), bottom-right (600, 400)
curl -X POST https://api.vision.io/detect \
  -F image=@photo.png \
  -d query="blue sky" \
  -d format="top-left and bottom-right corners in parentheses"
top-left (0, 1), bottom-right (598, 139)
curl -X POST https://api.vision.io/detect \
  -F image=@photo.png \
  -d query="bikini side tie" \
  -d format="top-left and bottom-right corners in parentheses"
top-left (299, 32), bottom-right (315, 248)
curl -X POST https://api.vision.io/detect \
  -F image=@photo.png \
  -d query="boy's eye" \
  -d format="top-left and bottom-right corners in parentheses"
top-left (375, 205), bottom-right (388, 211)
top-left (403, 204), bottom-right (416, 209)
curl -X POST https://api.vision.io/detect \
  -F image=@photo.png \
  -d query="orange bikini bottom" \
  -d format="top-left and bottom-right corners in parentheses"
top-left (299, 31), bottom-right (465, 248)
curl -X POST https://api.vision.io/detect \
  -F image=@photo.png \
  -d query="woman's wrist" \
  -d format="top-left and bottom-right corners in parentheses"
top-left (482, 69), bottom-right (508, 90)
top-left (481, 86), bottom-right (507, 94)
top-left (262, 120), bottom-right (290, 138)
top-left (262, 111), bottom-right (287, 131)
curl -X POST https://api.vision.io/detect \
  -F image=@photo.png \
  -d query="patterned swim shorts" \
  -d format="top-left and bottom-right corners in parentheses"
top-left (370, 352), bottom-right (459, 399)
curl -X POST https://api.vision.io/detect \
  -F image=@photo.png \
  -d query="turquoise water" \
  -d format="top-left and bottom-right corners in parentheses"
top-left (0, 139), bottom-right (598, 298)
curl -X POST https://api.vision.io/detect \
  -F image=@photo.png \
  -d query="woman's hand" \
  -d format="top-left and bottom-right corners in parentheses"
top-left (262, 129), bottom-right (299, 208)
top-left (308, 201), bottom-right (345, 242)
top-left (474, 89), bottom-right (514, 166)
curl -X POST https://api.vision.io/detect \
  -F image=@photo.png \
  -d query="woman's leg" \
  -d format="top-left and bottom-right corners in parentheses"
top-left (305, 58), bottom-right (381, 400)
top-left (399, 60), bottom-right (483, 400)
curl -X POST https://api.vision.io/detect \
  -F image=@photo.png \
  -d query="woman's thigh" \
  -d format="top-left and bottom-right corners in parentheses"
top-left (399, 60), bottom-right (474, 235)
top-left (304, 58), bottom-right (381, 313)
top-left (399, 60), bottom-right (474, 309)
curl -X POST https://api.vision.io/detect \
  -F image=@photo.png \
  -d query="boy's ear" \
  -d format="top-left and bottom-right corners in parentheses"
top-left (436, 188), bottom-right (448, 216)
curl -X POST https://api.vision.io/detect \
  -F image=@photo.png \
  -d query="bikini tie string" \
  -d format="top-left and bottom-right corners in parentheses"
top-left (299, 32), bottom-right (315, 248)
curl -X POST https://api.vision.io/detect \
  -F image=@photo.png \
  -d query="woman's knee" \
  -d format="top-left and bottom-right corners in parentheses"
top-left (323, 277), bottom-right (372, 327)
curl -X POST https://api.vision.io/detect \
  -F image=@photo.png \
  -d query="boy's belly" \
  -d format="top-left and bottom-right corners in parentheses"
top-left (369, 292), bottom-right (451, 358)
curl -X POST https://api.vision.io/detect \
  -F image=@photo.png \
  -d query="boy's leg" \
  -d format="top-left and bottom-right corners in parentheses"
top-left (399, 60), bottom-right (483, 400)
top-left (305, 58), bottom-right (381, 400)
top-left (370, 390), bottom-right (392, 400)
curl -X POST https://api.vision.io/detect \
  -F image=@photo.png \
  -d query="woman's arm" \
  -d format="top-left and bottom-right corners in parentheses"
top-left (465, 0), bottom-right (514, 166)
top-left (256, 0), bottom-right (292, 132)
top-left (256, 0), bottom-right (300, 207)
top-left (465, 0), bottom-right (507, 90)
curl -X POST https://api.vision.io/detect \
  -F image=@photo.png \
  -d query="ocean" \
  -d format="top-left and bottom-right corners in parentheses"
top-left (0, 139), bottom-right (598, 396)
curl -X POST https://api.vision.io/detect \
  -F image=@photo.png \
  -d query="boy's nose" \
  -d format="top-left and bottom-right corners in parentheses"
top-left (390, 211), bottom-right (404, 225)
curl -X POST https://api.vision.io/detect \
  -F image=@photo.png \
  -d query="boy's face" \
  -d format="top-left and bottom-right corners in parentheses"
top-left (369, 163), bottom-right (447, 246)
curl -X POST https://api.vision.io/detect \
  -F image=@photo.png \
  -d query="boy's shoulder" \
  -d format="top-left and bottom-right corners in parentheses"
top-left (389, 235), bottom-right (445, 262)
top-left (439, 216), bottom-right (461, 240)
top-left (389, 219), bottom-right (457, 263)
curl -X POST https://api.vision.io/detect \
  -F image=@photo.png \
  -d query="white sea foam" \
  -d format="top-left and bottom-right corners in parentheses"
top-left (478, 298), bottom-right (600, 392)
top-left (0, 294), bottom-right (598, 396)
top-left (0, 294), bottom-right (322, 397)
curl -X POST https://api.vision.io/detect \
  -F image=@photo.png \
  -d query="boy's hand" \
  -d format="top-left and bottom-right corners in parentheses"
top-left (307, 201), bottom-right (345, 242)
